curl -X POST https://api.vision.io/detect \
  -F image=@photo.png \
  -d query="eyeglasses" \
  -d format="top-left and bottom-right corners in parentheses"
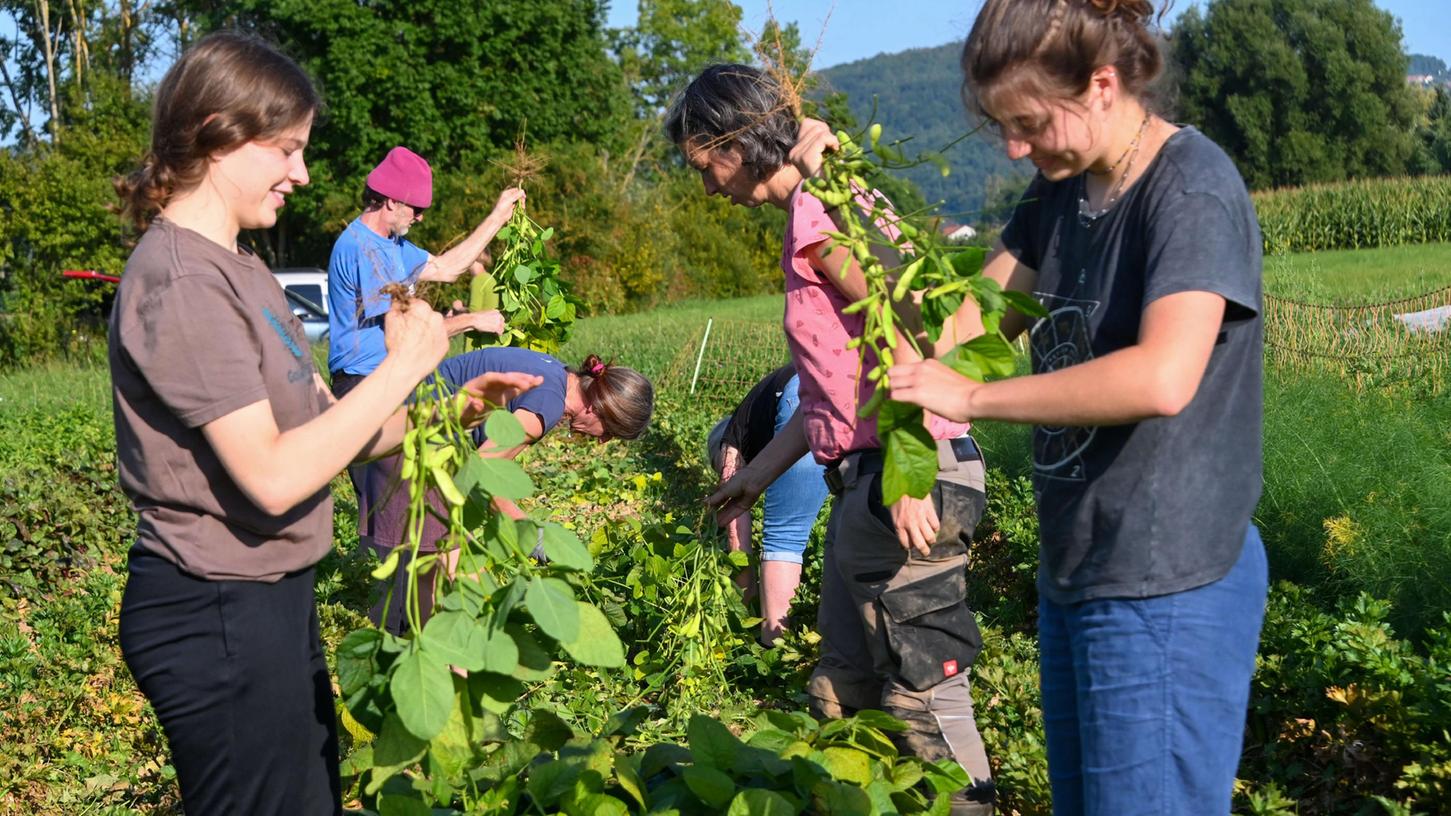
top-left (394, 199), bottom-right (427, 217)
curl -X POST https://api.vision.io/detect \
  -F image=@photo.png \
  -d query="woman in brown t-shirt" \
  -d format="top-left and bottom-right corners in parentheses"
top-left (108, 33), bottom-right (537, 815)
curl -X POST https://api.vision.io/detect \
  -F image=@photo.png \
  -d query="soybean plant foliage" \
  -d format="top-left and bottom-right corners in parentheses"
top-left (337, 378), bottom-right (977, 813)
top-left (466, 206), bottom-right (582, 354)
top-left (810, 124), bottom-right (1046, 504)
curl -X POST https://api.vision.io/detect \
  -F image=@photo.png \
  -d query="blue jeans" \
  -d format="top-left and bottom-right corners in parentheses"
top-left (1038, 526), bottom-right (1268, 816)
top-left (761, 375), bottom-right (829, 563)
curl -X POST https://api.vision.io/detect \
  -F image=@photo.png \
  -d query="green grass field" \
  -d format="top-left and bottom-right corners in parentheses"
top-left (1264, 241), bottom-right (1451, 303)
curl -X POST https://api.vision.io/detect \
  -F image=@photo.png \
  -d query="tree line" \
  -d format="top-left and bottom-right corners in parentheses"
top-left (1, 0), bottom-right (1448, 364)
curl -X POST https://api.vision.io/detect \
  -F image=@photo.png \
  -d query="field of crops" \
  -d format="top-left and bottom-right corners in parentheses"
top-left (1254, 175), bottom-right (1451, 255)
top-left (4, 249), bottom-right (1451, 813)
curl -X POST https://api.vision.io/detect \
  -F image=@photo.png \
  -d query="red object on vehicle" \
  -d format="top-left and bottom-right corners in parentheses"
top-left (62, 269), bottom-right (121, 284)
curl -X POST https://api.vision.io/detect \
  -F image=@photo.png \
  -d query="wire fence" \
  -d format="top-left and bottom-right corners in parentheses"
top-left (659, 318), bottom-right (793, 414)
top-left (659, 285), bottom-right (1451, 411)
top-left (1264, 288), bottom-right (1451, 393)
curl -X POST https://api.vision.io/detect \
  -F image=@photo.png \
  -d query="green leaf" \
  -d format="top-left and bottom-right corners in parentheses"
top-left (469, 672), bottom-right (525, 715)
top-left (573, 793), bottom-right (630, 816)
top-left (956, 334), bottom-right (1018, 379)
top-left (378, 790), bottom-right (431, 816)
top-left (889, 760), bottom-right (924, 791)
top-left (525, 708), bottom-right (576, 752)
top-left (640, 743), bottom-right (694, 779)
top-left (339, 745), bottom-right (373, 779)
top-left (526, 759), bottom-right (579, 807)
top-left (614, 754), bottom-right (649, 810)
top-left (337, 628), bottom-right (382, 699)
top-left (1002, 288), bottom-right (1049, 318)
top-left (944, 247), bottom-right (988, 278)
top-left (727, 788), bottom-right (798, 816)
top-left (512, 264), bottom-right (535, 284)
top-left (539, 522), bottom-right (594, 571)
top-left (601, 706), bottom-right (651, 738)
top-left (428, 685), bottom-right (477, 781)
top-left (682, 765), bottom-right (737, 808)
top-left (506, 622), bottom-right (555, 681)
top-left (526, 576), bottom-right (580, 642)
top-left (366, 713), bottom-right (427, 795)
top-left (484, 409), bottom-right (527, 448)
top-left (559, 602), bottom-right (625, 667)
top-left (879, 402), bottom-right (938, 504)
top-left (687, 715), bottom-right (742, 770)
top-left (850, 709), bottom-right (909, 732)
top-left (819, 746), bottom-right (873, 786)
top-left (454, 454), bottom-right (534, 501)
top-left (419, 611), bottom-right (487, 672)
top-left (389, 648), bottom-right (453, 741)
top-left (479, 624), bottom-right (520, 675)
top-left (922, 758), bottom-right (973, 794)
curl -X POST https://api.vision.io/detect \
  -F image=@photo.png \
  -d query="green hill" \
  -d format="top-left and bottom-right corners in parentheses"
top-left (818, 42), bottom-right (1030, 223)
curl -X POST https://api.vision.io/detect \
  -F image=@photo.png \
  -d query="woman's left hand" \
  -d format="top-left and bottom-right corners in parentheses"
top-left (887, 359), bottom-right (979, 423)
top-left (788, 118), bottom-right (839, 181)
top-left (456, 372), bottom-right (542, 428)
top-left (891, 493), bottom-right (940, 557)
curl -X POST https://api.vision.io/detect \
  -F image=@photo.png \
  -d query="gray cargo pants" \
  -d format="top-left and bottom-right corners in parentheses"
top-left (808, 438), bottom-right (995, 812)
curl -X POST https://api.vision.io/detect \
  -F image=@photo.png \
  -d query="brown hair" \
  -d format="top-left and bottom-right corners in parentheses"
top-left (962, 0), bottom-right (1168, 126)
top-left (572, 354), bottom-right (654, 441)
top-left (114, 31), bottom-right (320, 232)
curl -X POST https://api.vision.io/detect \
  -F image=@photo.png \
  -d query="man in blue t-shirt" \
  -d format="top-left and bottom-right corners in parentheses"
top-left (326, 145), bottom-right (525, 396)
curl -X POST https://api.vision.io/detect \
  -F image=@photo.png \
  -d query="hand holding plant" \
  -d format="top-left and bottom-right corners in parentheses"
top-left (382, 296), bottom-right (449, 382)
top-left (887, 358), bottom-right (983, 423)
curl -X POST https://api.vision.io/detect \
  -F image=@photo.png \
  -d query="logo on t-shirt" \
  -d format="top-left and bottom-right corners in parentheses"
top-left (1030, 294), bottom-right (1101, 482)
top-left (262, 307), bottom-right (303, 358)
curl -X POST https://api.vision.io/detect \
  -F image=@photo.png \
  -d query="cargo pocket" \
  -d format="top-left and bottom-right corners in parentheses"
top-left (878, 568), bottom-right (983, 692)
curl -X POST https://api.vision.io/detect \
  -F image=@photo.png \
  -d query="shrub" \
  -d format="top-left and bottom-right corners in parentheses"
top-left (1241, 584), bottom-right (1451, 814)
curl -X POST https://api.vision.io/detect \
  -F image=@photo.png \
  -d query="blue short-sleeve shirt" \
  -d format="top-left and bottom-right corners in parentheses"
top-left (326, 217), bottom-right (430, 376)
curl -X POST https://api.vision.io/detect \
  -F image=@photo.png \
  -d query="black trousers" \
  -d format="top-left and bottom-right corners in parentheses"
top-left (118, 545), bottom-right (341, 815)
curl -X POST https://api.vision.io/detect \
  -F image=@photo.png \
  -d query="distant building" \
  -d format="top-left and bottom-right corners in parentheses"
top-left (1408, 74), bottom-right (1437, 88)
top-left (940, 222), bottom-right (978, 243)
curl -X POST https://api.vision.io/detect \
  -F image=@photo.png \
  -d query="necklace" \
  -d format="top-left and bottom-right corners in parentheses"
top-left (1078, 113), bottom-right (1152, 227)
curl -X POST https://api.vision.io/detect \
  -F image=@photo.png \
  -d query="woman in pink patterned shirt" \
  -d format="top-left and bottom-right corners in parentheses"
top-left (667, 64), bottom-right (996, 815)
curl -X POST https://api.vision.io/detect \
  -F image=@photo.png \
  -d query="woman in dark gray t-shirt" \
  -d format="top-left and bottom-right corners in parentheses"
top-left (888, 2), bottom-right (1268, 814)
top-left (109, 33), bottom-right (536, 815)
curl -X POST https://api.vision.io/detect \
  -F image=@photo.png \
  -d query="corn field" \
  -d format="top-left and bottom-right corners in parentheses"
top-left (1254, 175), bottom-right (1451, 255)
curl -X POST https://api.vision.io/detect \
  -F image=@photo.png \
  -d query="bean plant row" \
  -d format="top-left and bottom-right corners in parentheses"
top-left (809, 124), bottom-right (1046, 503)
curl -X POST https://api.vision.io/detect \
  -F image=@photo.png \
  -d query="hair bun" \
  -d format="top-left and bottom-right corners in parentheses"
top-left (581, 354), bottom-right (608, 378)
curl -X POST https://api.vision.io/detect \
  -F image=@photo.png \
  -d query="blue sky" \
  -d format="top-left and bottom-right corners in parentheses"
top-left (604, 0), bottom-right (1450, 71)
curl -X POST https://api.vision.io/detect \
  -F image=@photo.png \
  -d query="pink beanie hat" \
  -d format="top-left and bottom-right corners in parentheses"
top-left (366, 146), bottom-right (433, 209)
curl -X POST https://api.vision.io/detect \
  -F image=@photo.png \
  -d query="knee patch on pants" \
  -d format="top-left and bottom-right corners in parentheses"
top-left (807, 668), bottom-right (882, 718)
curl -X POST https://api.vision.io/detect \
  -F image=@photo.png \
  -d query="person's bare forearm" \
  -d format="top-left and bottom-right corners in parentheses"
top-left (420, 214), bottom-right (508, 282)
top-left (205, 355), bottom-right (422, 514)
top-left (738, 410), bottom-right (809, 492)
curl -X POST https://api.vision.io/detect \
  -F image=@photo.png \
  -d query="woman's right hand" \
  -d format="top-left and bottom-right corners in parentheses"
top-left (707, 464), bottom-right (768, 526)
top-left (383, 297), bottom-right (449, 381)
top-left (788, 118), bottom-right (840, 181)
